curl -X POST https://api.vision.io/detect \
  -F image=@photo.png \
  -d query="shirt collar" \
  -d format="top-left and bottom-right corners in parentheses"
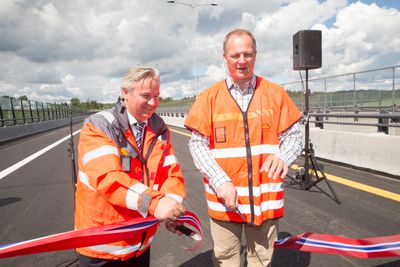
top-left (127, 111), bottom-right (147, 127)
top-left (226, 74), bottom-right (257, 91)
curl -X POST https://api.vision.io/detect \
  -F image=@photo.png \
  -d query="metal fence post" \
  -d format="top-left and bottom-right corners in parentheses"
top-left (36, 101), bottom-right (40, 121)
top-left (55, 104), bottom-right (59, 119)
top-left (50, 104), bottom-right (54, 120)
top-left (324, 78), bottom-right (327, 112)
top-left (10, 97), bottom-right (16, 125)
top-left (378, 110), bottom-right (389, 134)
top-left (0, 105), bottom-right (3, 127)
top-left (28, 101), bottom-right (34, 123)
top-left (47, 103), bottom-right (51, 120)
top-left (392, 67), bottom-right (395, 113)
top-left (41, 102), bottom-right (45, 121)
top-left (353, 73), bottom-right (356, 112)
top-left (20, 99), bottom-right (26, 124)
top-left (315, 110), bottom-right (324, 129)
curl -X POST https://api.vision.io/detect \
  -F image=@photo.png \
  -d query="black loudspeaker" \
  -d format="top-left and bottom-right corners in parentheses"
top-left (293, 30), bottom-right (322, 70)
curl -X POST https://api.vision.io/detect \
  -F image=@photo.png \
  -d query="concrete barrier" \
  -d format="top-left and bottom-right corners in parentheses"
top-left (307, 127), bottom-right (400, 176)
top-left (161, 115), bottom-right (400, 177)
top-left (0, 116), bottom-right (86, 143)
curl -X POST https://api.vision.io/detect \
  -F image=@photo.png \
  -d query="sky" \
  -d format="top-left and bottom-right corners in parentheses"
top-left (0, 0), bottom-right (399, 103)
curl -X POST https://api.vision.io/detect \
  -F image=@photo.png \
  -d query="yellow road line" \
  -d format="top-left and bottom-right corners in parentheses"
top-left (169, 128), bottom-right (400, 202)
top-left (170, 128), bottom-right (191, 137)
top-left (291, 165), bottom-right (400, 202)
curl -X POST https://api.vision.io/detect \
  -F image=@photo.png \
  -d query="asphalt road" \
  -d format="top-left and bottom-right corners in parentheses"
top-left (0, 124), bottom-right (399, 267)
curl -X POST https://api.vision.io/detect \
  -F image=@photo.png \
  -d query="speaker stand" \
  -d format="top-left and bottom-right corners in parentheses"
top-left (285, 69), bottom-right (341, 205)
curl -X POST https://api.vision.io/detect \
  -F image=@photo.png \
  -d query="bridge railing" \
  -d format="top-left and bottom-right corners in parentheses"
top-left (157, 65), bottom-right (400, 135)
top-left (307, 111), bottom-right (400, 135)
top-left (283, 65), bottom-right (399, 113)
top-left (0, 97), bottom-right (88, 127)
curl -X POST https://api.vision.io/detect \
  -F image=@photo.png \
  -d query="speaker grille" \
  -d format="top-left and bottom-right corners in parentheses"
top-left (293, 30), bottom-right (322, 70)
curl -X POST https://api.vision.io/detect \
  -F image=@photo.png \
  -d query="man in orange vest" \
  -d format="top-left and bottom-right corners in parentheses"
top-left (185, 29), bottom-right (303, 266)
top-left (75, 67), bottom-right (186, 266)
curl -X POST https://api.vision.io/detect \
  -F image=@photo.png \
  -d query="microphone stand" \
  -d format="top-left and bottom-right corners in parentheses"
top-left (287, 69), bottom-right (341, 204)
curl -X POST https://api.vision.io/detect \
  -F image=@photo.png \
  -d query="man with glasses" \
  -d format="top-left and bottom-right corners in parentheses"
top-left (75, 67), bottom-right (186, 266)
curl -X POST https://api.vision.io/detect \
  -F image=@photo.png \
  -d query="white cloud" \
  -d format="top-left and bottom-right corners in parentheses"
top-left (0, 0), bottom-right (399, 102)
top-left (66, 87), bottom-right (81, 96)
top-left (62, 74), bottom-right (75, 84)
top-left (322, 1), bottom-right (400, 74)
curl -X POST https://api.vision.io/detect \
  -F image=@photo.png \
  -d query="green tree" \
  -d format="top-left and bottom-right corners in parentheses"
top-left (70, 97), bottom-right (81, 107)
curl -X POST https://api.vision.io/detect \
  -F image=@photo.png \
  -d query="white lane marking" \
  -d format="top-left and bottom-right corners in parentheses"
top-left (0, 130), bottom-right (81, 181)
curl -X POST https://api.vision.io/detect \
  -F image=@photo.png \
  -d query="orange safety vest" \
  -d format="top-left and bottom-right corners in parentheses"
top-left (75, 100), bottom-right (185, 260)
top-left (185, 76), bottom-right (301, 225)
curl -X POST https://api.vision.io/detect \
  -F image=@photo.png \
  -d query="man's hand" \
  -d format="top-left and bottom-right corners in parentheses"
top-left (216, 182), bottom-right (237, 210)
top-left (260, 155), bottom-right (288, 180)
top-left (154, 196), bottom-right (186, 222)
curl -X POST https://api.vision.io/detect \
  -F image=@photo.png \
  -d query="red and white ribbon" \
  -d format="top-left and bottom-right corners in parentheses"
top-left (1, 214), bottom-right (399, 260)
top-left (0, 211), bottom-right (202, 259)
top-left (275, 232), bottom-right (400, 258)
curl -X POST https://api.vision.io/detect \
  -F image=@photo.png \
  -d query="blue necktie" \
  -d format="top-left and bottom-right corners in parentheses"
top-left (135, 122), bottom-right (146, 151)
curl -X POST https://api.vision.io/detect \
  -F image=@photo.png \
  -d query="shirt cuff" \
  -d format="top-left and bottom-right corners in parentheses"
top-left (276, 152), bottom-right (290, 166)
top-left (209, 174), bottom-right (231, 191)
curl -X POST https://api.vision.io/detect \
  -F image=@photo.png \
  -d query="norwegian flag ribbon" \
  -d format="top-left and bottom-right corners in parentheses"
top-left (0, 211), bottom-right (202, 259)
top-left (1, 212), bottom-right (399, 260)
top-left (274, 232), bottom-right (400, 258)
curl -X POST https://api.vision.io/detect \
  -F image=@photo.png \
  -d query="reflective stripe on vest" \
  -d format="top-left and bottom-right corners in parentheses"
top-left (82, 145), bottom-right (119, 166)
top-left (205, 182), bottom-right (283, 197)
top-left (206, 199), bottom-right (284, 216)
top-left (78, 170), bottom-right (95, 191)
top-left (163, 155), bottom-right (178, 167)
top-left (88, 236), bottom-right (154, 256)
top-left (126, 183), bottom-right (149, 211)
top-left (211, 144), bottom-right (279, 158)
top-left (98, 110), bottom-right (116, 124)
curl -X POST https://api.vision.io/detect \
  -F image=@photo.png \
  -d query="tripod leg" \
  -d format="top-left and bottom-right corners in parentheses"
top-left (306, 155), bottom-right (341, 204)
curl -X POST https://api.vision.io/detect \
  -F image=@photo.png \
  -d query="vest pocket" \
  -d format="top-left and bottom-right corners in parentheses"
top-left (213, 121), bottom-right (227, 143)
top-left (214, 126), bottom-right (226, 143)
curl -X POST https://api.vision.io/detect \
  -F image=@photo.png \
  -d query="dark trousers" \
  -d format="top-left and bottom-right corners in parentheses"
top-left (77, 248), bottom-right (150, 267)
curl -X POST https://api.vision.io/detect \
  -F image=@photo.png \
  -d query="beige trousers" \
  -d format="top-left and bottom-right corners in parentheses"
top-left (210, 218), bottom-right (278, 267)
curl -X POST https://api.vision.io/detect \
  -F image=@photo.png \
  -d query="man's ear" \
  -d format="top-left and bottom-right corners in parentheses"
top-left (121, 87), bottom-right (129, 100)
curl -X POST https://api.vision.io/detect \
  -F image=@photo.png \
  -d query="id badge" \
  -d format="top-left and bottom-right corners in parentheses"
top-left (121, 156), bottom-right (131, 171)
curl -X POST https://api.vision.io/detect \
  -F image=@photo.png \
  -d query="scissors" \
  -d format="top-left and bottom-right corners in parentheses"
top-left (234, 207), bottom-right (246, 222)
top-left (212, 187), bottom-right (246, 222)
top-left (175, 225), bottom-right (202, 241)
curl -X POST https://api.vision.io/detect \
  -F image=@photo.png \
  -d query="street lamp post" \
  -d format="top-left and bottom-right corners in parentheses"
top-left (167, 0), bottom-right (218, 98)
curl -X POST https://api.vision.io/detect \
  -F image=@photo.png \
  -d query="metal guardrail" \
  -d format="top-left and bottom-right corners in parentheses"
top-left (0, 97), bottom-right (89, 127)
top-left (157, 110), bottom-right (400, 135)
top-left (308, 111), bottom-right (400, 134)
top-left (157, 65), bottom-right (400, 135)
top-left (283, 65), bottom-right (400, 113)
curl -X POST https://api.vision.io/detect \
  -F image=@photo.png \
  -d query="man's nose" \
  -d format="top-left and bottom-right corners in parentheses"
top-left (147, 97), bottom-right (157, 106)
top-left (238, 54), bottom-right (247, 63)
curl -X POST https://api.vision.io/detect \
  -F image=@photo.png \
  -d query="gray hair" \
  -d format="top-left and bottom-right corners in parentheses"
top-left (223, 29), bottom-right (257, 55)
top-left (121, 67), bottom-right (160, 92)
